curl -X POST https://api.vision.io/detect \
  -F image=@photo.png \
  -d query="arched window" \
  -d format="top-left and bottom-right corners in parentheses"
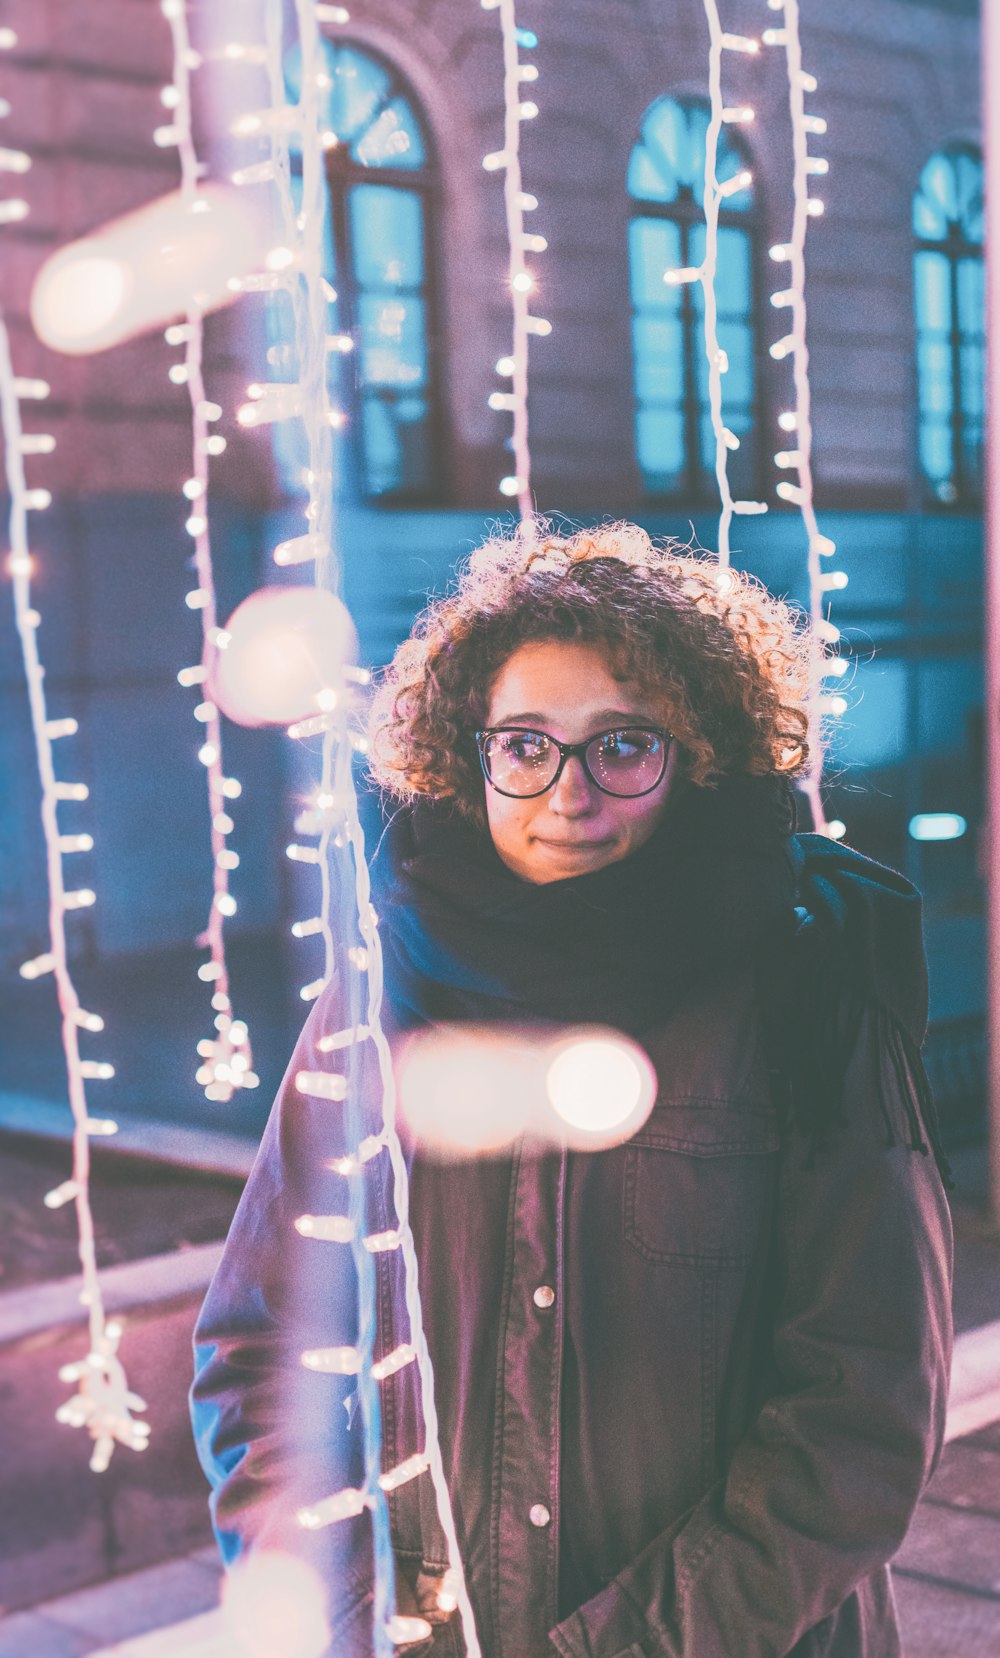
top-left (290, 43), bottom-right (443, 501)
top-left (628, 96), bottom-right (758, 500)
top-left (913, 145), bottom-right (984, 507)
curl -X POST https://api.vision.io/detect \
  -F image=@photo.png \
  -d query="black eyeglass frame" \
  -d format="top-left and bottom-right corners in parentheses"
top-left (474, 725), bottom-right (672, 800)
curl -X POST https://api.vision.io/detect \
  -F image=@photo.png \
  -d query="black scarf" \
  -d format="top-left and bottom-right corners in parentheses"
top-left (370, 774), bottom-right (953, 1186)
top-left (370, 771), bottom-right (797, 1039)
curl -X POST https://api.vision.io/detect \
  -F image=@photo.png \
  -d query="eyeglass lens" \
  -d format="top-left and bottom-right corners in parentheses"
top-left (483, 729), bottom-right (666, 798)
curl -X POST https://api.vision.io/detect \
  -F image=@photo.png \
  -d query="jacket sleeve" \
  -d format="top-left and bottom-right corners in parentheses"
top-left (188, 989), bottom-right (378, 1651)
top-left (548, 1000), bottom-right (954, 1658)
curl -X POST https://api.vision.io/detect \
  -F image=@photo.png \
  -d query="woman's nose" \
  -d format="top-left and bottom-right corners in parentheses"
top-left (548, 754), bottom-right (597, 814)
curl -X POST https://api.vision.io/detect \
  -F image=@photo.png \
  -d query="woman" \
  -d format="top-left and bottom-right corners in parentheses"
top-left (191, 521), bottom-right (954, 1658)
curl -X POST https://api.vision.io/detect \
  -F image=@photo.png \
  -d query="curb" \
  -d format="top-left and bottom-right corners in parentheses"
top-left (945, 1317), bottom-right (1000, 1441)
top-left (0, 1241), bottom-right (224, 1347)
top-left (0, 1092), bottom-right (257, 1177)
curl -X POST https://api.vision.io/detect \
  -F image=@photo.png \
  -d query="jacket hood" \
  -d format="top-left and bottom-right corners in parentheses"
top-left (791, 832), bottom-right (929, 1048)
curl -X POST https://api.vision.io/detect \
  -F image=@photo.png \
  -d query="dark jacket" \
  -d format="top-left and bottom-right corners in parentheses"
top-left (190, 848), bottom-right (953, 1658)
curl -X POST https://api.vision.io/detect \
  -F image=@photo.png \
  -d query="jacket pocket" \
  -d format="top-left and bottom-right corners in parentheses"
top-left (623, 1100), bottom-right (779, 1266)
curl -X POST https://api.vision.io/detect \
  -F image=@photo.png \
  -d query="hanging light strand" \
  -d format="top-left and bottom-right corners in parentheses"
top-left (764, 0), bottom-right (842, 836)
top-left (159, 0), bottom-right (260, 1100)
top-left (483, 0), bottom-right (545, 518)
top-left (0, 30), bottom-right (148, 1472)
top-left (693, 3), bottom-right (765, 565)
top-left (230, 4), bottom-right (480, 1650)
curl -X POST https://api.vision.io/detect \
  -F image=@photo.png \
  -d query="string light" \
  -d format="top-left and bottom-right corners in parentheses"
top-left (222, 8), bottom-right (480, 1650)
top-left (0, 29), bottom-right (147, 1471)
top-left (483, 1), bottom-right (546, 521)
top-left (764, 1), bottom-right (841, 835)
top-left (158, 0), bottom-right (265, 1106)
top-left (677, 3), bottom-right (765, 564)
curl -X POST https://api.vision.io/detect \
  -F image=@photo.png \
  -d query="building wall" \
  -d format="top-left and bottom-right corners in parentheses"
top-left (0, 0), bottom-right (985, 1137)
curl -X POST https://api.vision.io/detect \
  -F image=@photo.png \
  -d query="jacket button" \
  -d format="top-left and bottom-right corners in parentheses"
top-left (529, 1503), bottom-right (551, 1528)
top-left (533, 1285), bottom-right (555, 1309)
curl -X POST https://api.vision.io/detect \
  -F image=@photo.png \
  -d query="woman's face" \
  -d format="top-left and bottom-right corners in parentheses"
top-left (482, 638), bottom-right (682, 884)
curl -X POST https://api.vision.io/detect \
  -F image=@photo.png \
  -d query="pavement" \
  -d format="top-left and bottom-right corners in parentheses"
top-left (2, 1410), bottom-right (998, 1658)
top-left (1, 1149), bottom-right (998, 1657)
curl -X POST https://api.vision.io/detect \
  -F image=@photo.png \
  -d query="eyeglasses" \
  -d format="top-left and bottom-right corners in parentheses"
top-left (475, 725), bottom-right (671, 800)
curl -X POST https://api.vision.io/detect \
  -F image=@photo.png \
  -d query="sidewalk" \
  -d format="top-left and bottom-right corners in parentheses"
top-left (3, 1340), bottom-right (999, 1658)
top-left (2, 1150), bottom-right (999, 1658)
top-left (2, 1404), bottom-right (998, 1658)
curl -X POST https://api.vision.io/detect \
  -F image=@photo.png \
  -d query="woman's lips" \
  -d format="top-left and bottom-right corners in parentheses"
top-left (535, 837), bottom-right (612, 851)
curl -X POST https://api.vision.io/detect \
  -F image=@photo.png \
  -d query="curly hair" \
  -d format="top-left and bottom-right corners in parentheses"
top-left (367, 519), bottom-right (821, 825)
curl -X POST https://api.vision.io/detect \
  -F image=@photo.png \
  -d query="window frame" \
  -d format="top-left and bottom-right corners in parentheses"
top-left (912, 141), bottom-right (984, 512)
top-left (627, 98), bottom-right (764, 507)
top-left (321, 45), bottom-right (449, 506)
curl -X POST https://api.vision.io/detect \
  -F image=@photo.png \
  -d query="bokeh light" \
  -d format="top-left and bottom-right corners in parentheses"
top-left (220, 1551), bottom-right (330, 1658)
top-left (395, 1025), bottom-right (534, 1157)
top-left (211, 586), bottom-right (358, 728)
top-left (543, 1030), bottom-right (656, 1148)
top-left (395, 1023), bottom-right (657, 1156)
top-left (30, 185), bottom-right (268, 354)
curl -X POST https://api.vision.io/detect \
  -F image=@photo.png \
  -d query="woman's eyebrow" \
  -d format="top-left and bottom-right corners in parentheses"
top-left (495, 708), bottom-right (654, 726)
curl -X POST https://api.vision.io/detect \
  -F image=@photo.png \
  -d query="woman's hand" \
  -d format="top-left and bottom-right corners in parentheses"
top-left (394, 1563), bottom-right (458, 1653)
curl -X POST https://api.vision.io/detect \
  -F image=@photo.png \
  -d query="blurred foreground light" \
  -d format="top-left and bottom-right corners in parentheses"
top-left (30, 185), bottom-right (269, 354)
top-left (210, 587), bottom-right (358, 728)
top-left (396, 1023), bottom-right (656, 1156)
top-left (396, 1025), bottom-right (534, 1157)
top-left (543, 1030), bottom-right (656, 1149)
top-left (221, 1552), bottom-right (330, 1658)
top-left (909, 813), bottom-right (967, 842)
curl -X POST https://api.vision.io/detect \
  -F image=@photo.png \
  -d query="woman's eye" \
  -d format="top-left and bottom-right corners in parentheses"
top-left (599, 730), bottom-right (658, 761)
top-left (500, 732), bottom-right (548, 762)
top-left (601, 731), bottom-right (638, 758)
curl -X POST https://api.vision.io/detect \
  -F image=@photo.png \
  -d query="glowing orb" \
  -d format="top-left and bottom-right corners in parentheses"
top-left (395, 1023), bottom-right (657, 1156)
top-left (33, 256), bottom-right (131, 347)
top-left (396, 1025), bottom-right (534, 1158)
top-left (221, 1551), bottom-right (329, 1658)
top-left (543, 1030), bottom-right (656, 1148)
top-left (211, 586), bottom-right (358, 728)
top-left (31, 184), bottom-right (268, 354)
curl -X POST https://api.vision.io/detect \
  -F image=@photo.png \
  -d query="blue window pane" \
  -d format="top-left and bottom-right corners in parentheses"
top-left (717, 322), bottom-right (753, 409)
top-left (361, 394), bottom-right (432, 496)
top-left (630, 96), bottom-right (756, 497)
top-left (915, 148), bottom-right (984, 245)
top-left (358, 294), bottom-right (428, 388)
top-left (917, 337), bottom-right (954, 417)
top-left (353, 95), bottom-right (426, 169)
top-left (629, 218), bottom-right (681, 307)
top-left (914, 152), bottom-right (957, 239)
top-left (960, 344), bottom-right (984, 418)
top-left (961, 425), bottom-right (983, 476)
top-left (628, 143), bottom-right (673, 203)
top-left (955, 150), bottom-right (984, 243)
top-left (632, 315), bottom-right (684, 402)
top-left (350, 184), bottom-right (424, 288)
top-left (914, 250), bottom-right (951, 331)
top-left (711, 226), bottom-right (750, 316)
top-left (361, 397), bottom-right (400, 494)
top-left (639, 98), bottom-right (687, 199)
top-left (629, 97), bottom-right (753, 209)
top-left (329, 46), bottom-right (392, 145)
top-left (957, 257), bottom-right (984, 337)
top-left (914, 149), bottom-right (983, 501)
top-left (919, 421), bottom-right (952, 488)
top-left (699, 412), bottom-right (716, 475)
top-left (636, 406), bottom-right (685, 488)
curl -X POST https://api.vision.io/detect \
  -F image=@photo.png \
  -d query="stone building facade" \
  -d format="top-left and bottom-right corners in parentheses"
top-left (0, 0), bottom-right (985, 1142)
